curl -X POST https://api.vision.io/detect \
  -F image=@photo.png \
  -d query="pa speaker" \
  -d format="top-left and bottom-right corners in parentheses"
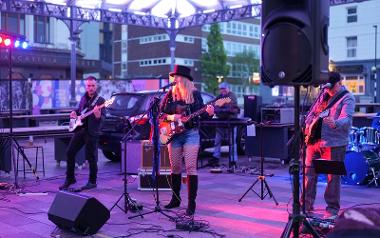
top-left (261, 0), bottom-right (330, 86)
top-left (48, 191), bottom-right (110, 235)
top-left (244, 95), bottom-right (262, 122)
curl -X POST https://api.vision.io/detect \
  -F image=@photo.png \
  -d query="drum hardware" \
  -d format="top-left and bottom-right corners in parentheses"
top-left (343, 150), bottom-right (380, 186)
top-left (367, 167), bottom-right (380, 187)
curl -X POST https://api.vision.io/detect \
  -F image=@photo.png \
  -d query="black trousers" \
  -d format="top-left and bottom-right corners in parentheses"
top-left (66, 128), bottom-right (98, 183)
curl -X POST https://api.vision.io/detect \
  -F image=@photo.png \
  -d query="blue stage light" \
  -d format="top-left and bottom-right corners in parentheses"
top-left (21, 41), bottom-right (28, 49)
top-left (14, 40), bottom-right (21, 48)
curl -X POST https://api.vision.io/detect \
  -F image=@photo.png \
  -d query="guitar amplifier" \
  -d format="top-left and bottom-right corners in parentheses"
top-left (123, 140), bottom-right (170, 173)
top-left (261, 107), bottom-right (294, 124)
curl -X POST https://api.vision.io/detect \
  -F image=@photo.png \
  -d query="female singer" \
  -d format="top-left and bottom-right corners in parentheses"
top-left (160, 65), bottom-right (214, 216)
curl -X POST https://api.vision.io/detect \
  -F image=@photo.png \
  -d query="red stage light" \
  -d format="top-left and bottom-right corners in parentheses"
top-left (0, 36), bottom-right (3, 44)
top-left (4, 38), bottom-right (12, 47)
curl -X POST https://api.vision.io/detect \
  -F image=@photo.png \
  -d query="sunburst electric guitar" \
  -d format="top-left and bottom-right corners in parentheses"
top-left (159, 97), bottom-right (231, 145)
top-left (68, 98), bottom-right (114, 132)
top-left (305, 109), bottom-right (330, 145)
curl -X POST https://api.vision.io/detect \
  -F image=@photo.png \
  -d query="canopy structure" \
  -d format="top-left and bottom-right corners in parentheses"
top-left (0, 0), bottom-right (368, 105)
top-left (1, 1), bottom-right (262, 29)
top-left (0, 0), bottom-right (365, 29)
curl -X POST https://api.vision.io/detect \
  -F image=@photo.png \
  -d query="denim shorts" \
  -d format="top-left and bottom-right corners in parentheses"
top-left (170, 129), bottom-right (200, 148)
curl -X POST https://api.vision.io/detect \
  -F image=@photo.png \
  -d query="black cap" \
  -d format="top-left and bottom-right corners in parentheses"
top-left (328, 71), bottom-right (341, 87)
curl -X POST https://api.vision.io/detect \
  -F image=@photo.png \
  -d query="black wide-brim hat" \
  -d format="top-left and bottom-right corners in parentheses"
top-left (169, 65), bottom-right (193, 81)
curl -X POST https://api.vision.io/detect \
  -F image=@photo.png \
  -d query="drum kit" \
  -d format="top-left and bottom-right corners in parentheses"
top-left (343, 126), bottom-right (380, 186)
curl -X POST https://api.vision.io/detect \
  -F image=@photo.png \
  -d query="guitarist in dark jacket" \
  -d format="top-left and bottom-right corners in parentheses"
top-left (59, 76), bottom-right (105, 191)
top-left (160, 65), bottom-right (214, 216)
top-left (302, 71), bottom-right (355, 219)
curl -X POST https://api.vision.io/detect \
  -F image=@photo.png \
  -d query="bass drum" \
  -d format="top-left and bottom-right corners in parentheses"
top-left (343, 150), bottom-right (380, 185)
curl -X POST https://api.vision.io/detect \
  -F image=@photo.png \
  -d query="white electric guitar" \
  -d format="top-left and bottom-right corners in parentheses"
top-left (68, 98), bottom-right (114, 132)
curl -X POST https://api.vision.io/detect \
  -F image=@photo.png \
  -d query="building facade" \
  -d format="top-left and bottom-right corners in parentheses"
top-left (119, 19), bottom-right (262, 104)
top-left (0, 13), bottom-right (113, 80)
top-left (329, 0), bottom-right (380, 102)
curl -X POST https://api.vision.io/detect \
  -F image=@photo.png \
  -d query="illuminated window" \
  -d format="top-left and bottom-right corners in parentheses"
top-left (342, 75), bottom-right (365, 95)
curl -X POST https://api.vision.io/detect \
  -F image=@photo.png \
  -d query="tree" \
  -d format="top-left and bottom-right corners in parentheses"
top-left (230, 50), bottom-right (259, 81)
top-left (201, 24), bottom-right (230, 93)
top-left (230, 50), bottom-right (260, 92)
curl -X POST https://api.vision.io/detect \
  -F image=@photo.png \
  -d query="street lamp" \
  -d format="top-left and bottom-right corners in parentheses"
top-left (373, 25), bottom-right (378, 102)
top-left (374, 25), bottom-right (378, 70)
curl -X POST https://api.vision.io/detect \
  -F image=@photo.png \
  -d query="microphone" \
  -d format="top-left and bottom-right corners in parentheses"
top-left (160, 81), bottom-right (176, 89)
top-left (321, 83), bottom-right (331, 89)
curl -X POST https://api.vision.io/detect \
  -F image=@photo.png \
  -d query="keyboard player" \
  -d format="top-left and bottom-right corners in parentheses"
top-left (209, 82), bottom-right (240, 169)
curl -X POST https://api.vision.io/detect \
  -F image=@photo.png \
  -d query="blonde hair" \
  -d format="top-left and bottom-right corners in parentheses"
top-left (172, 77), bottom-right (196, 104)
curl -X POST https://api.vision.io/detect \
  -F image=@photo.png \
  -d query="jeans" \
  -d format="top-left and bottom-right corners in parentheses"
top-left (167, 129), bottom-right (200, 175)
top-left (301, 141), bottom-right (346, 215)
top-left (66, 128), bottom-right (98, 183)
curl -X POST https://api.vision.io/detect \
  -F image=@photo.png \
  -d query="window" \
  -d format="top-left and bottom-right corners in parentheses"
top-left (139, 57), bottom-right (169, 67)
top-left (34, 16), bottom-right (50, 43)
top-left (347, 7), bottom-right (357, 23)
top-left (342, 75), bottom-right (365, 95)
top-left (139, 34), bottom-right (167, 44)
top-left (346, 36), bottom-right (357, 58)
top-left (1, 13), bottom-right (25, 35)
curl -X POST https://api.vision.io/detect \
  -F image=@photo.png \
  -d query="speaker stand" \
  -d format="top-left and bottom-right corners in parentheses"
top-left (280, 86), bottom-right (319, 238)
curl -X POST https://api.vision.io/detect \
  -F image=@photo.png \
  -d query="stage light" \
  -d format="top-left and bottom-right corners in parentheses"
top-left (0, 31), bottom-right (28, 50)
top-left (4, 38), bottom-right (12, 47)
top-left (14, 40), bottom-right (21, 48)
top-left (22, 41), bottom-right (28, 49)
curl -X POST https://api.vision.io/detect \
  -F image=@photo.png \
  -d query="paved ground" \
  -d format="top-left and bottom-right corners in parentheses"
top-left (0, 138), bottom-right (379, 238)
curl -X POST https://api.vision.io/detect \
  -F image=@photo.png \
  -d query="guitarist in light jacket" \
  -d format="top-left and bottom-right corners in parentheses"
top-left (160, 65), bottom-right (214, 216)
top-left (302, 71), bottom-right (355, 219)
top-left (59, 76), bottom-right (105, 191)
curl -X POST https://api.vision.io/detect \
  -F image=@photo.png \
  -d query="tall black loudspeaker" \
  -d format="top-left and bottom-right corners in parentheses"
top-left (261, 0), bottom-right (330, 86)
top-left (244, 95), bottom-right (262, 122)
top-left (48, 191), bottom-right (110, 235)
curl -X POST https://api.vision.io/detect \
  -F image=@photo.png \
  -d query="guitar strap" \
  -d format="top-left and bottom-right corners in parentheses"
top-left (81, 95), bottom-right (100, 115)
top-left (324, 90), bottom-right (349, 111)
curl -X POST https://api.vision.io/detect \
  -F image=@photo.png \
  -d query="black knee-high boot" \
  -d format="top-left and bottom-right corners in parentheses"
top-left (186, 175), bottom-right (198, 216)
top-left (164, 173), bottom-right (182, 209)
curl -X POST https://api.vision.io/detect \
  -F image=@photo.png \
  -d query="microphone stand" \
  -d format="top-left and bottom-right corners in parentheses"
top-left (238, 122), bottom-right (278, 205)
top-left (109, 119), bottom-right (143, 216)
top-left (110, 82), bottom-right (174, 217)
top-left (128, 96), bottom-right (173, 220)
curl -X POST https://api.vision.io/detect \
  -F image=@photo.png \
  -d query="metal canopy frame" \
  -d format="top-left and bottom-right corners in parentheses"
top-left (0, 0), bottom-right (365, 29)
top-left (0, 0), bottom-right (368, 105)
top-left (0, 1), bottom-right (262, 29)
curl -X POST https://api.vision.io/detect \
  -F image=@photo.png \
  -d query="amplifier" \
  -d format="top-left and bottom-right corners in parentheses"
top-left (261, 107), bottom-right (294, 124)
top-left (122, 140), bottom-right (170, 174)
top-left (138, 169), bottom-right (171, 191)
